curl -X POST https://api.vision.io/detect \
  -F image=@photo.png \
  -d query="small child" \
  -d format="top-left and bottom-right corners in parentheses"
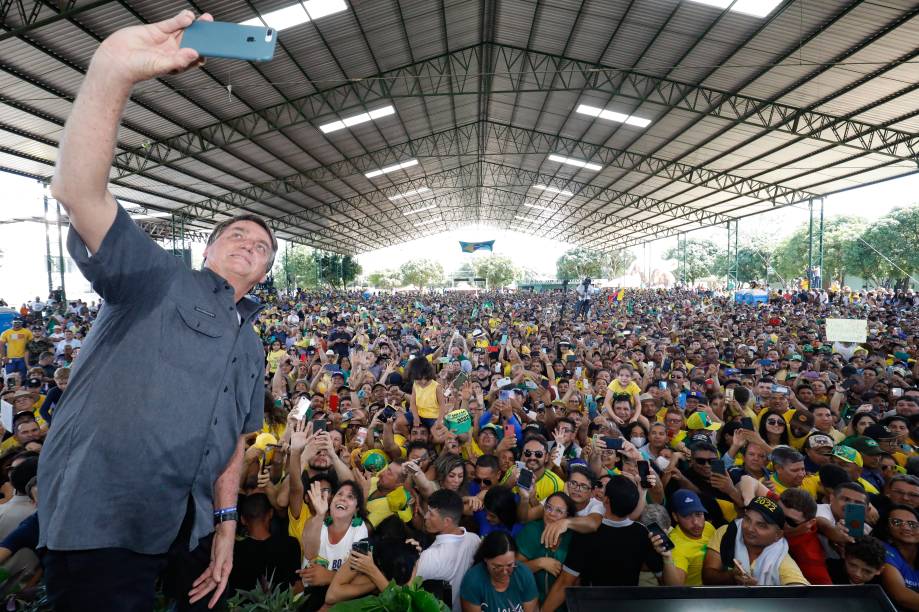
top-left (829, 536), bottom-right (886, 585)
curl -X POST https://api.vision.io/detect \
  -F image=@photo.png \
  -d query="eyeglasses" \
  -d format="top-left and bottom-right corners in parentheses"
top-left (766, 419), bottom-right (785, 426)
top-left (889, 517), bottom-right (919, 530)
top-left (524, 450), bottom-right (545, 458)
top-left (472, 477), bottom-right (493, 487)
top-left (545, 504), bottom-right (568, 516)
top-left (486, 561), bottom-right (516, 574)
top-left (567, 481), bottom-right (591, 492)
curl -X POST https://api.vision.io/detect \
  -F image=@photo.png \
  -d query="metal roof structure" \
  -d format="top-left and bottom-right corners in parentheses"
top-left (1, 0), bottom-right (917, 254)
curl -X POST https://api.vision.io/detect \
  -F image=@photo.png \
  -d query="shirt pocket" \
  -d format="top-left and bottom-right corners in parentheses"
top-left (161, 301), bottom-right (227, 378)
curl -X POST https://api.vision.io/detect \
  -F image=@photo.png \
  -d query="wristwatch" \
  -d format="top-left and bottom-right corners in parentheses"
top-left (214, 508), bottom-right (239, 525)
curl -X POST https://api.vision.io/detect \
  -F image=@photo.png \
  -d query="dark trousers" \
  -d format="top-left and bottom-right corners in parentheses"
top-left (43, 499), bottom-right (224, 612)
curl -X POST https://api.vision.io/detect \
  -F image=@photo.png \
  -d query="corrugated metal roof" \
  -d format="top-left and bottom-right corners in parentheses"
top-left (0, 0), bottom-right (915, 252)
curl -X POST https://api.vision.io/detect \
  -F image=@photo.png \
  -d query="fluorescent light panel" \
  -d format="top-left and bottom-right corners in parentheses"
top-left (533, 184), bottom-right (574, 197)
top-left (319, 105), bottom-right (395, 134)
top-left (403, 204), bottom-right (436, 215)
top-left (413, 217), bottom-right (441, 227)
top-left (241, 0), bottom-right (348, 30)
top-left (515, 215), bottom-right (542, 223)
top-left (388, 186), bottom-right (431, 201)
top-left (688, 0), bottom-right (782, 18)
top-left (365, 159), bottom-right (418, 178)
top-left (576, 104), bottom-right (651, 128)
top-left (548, 154), bottom-right (602, 172)
top-left (524, 202), bottom-right (553, 212)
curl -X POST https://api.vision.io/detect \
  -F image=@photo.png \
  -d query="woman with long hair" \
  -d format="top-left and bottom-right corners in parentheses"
top-left (759, 410), bottom-right (790, 447)
top-left (460, 531), bottom-right (538, 612)
top-left (874, 504), bottom-right (919, 610)
top-left (407, 356), bottom-right (446, 427)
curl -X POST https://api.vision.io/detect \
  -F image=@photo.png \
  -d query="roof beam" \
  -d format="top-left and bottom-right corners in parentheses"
top-left (0, 0), bottom-right (113, 42)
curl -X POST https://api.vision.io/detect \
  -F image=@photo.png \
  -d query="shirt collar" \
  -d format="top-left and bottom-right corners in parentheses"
top-left (203, 268), bottom-right (264, 323)
top-left (602, 517), bottom-right (634, 527)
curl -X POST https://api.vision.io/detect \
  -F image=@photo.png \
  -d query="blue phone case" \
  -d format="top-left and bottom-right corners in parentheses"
top-left (180, 21), bottom-right (277, 62)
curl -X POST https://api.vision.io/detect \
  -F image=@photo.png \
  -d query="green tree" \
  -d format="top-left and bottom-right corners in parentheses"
top-left (473, 254), bottom-right (518, 288)
top-left (556, 247), bottom-right (636, 280)
top-left (399, 258), bottom-right (444, 288)
top-left (773, 215), bottom-right (867, 284)
top-left (366, 269), bottom-right (402, 289)
top-left (273, 244), bottom-right (317, 290)
top-left (313, 252), bottom-right (362, 289)
top-left (713, 232), bottom-right (776, 284)
top-left (854, 206), bottom-right (919, 290)
top-left (663, 238), bottom-right (721, 284)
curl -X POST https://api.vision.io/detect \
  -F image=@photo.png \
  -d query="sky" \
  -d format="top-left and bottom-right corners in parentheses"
top-left (1, 169), bottom-right (917, 305)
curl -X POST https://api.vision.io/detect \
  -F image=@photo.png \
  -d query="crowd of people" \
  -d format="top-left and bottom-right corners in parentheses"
top-left (3, 280), bottom-right (919, 610)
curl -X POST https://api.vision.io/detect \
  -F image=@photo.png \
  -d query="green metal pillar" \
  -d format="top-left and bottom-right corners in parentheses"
top-left (807, 199), bottom-right (814, 288)
top-left (817, 197), bottom-right (824, 289)
top-left (55, 200), bottom-right (66, 299)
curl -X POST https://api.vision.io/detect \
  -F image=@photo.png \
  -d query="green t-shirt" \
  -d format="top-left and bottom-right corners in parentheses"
top-left (515, 520), bottom-right (572, 602)
top-left (459, 562), bottom-right (538, 612)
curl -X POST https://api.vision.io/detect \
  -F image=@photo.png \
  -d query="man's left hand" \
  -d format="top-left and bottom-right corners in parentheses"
top-left (189, 522), bottom-right (235, 608)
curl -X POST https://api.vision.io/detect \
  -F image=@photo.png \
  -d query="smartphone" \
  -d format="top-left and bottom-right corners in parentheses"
top-left (740, 368), bottom-right (756, 376)
top-left (637, 460), bottom-right (651, 488)
top-left (711, 459), bottom-right (726, 475)
top-left (844, 503), bottom-right (866, 538)
top-left (340, 410), bottom-right (354, 422)
top-left (381, 405), bottom-right (395, 421)
top-left (499, 390), bottom-right (513, 401)
top-left (453, 372), bottom-right (468, 390)
top-left (517, 467), bottom-right (534, 490)
top-left (658, 380), bottom-right (668, 391)
top-left (438, 357), bottom-right (451, 364)
top-left (647, 522), bottom-right (675, 551)
top-left (291, 396), bottom-right (311, 420)
top-left (740, 416), bottom-right (754, 431)
top-left (892, 388), bottom-right (904, 398)
top-left (313, 418), bottom-right (327, 432)
top-left (566, 355), bottom-right (576, 362)
top-left (328, 395), bottom-right (340, 412)
top-left (180, 21), bottom-right (278, 62)
top-left (771, 384), bottom-right (789, 395)
top-left (354, 427), bottom-right (367, 446)
top-left (500, 334), bottom-right (508, 345)
top-left (503, 423), bottom-right (516, 440)
top-left (574, 366), bottom-right (583, 378)
top-left (352, 540), bottom-right (372, 556)
top-left (725, 388), bottom-right (734, 402)
top-left (602, 436), bottom-right (623, 451)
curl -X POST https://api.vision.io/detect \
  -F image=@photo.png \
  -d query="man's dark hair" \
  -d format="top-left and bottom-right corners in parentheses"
top-left (556, 417), bottom-right (576, 431)
top-left (833, 481), bottom-right (867, 499)
top-left (428, 489), bottom-right (463, 525)
top-left (406, 440), bottom-right (430, 456)
top-left (206, 214), bottom-right (278, 272)
top-left (301, 470), bottom-right (339, 497)
top-left (844, 536), bottom-right (887, 570)
top-left (240, 493), bottom-right (273, 521)
top-left (522, 433), bottom-right (549, 452)
top-left (818, 464), bottom-right (852, 490)
top-left (780, 488), bottom-right (817, 520)
top-left (732, 386), bottom-right (751, 405)
top-left (10, 456), bottom-right (38, 496)
top-left (475, 454), bottom-right (499, 472)
top-left (483, 486), bottom-right (518, 529)
top-left (771, 446), bottom-right (805, 468)
top-left (604, 474), bottom-right (640, 518)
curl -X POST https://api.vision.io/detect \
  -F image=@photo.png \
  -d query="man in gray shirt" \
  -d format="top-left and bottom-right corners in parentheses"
top-left (36, 10), bottom-right (275, 612)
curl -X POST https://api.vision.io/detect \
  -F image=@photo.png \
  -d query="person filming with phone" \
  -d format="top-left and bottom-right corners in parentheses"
top-left (36, 10), bottom-right (275, 611)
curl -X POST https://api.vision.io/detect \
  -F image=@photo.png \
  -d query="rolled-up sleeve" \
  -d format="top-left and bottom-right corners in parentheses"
top-left (67, 205), bottom-right (179, 304)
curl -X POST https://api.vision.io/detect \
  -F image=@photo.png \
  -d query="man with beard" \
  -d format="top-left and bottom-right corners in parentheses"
top-left (288, 426), bottom-right (352, 544)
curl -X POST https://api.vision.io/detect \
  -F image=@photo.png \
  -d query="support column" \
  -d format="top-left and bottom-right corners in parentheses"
top-left (55, 200), bottom-right (66, 299)
top-left (817, 197), bottom-right (825, 289)
top-left (807, 199), bottom-right (814, 289)
top-left (43, 188), bottom-right (53, 294)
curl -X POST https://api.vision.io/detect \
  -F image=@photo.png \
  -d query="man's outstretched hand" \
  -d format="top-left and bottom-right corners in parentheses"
top-left (93, 10), bottom-right (211, 84)
top-left (189, 522), bottom-right (235, 608)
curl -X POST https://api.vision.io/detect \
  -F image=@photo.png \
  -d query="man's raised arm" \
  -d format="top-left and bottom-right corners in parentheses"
top-left (50, 10), bottom-right (207, 254)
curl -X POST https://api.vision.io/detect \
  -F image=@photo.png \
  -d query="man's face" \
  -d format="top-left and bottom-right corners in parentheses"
top-left (830, 488), bottom-right (867, 521)
top-left (203, 220), bottom-right (273, 288)
top-left (474, 465), bottom-right (496, 491)
top-left (664, 413), bottom-right (683, 432)
top-left (423, 505), bottom-right (447, 534)
top-left (887, 480), bottom-right (919, 509)
top-left (556, 421), bottom-right (575, 445)
top-left (768, 393), bottom-right (790, 413)
top-left (378, 463), bottom-right (401, 490)
top-left (741, 510), bottom-right (782, 548)
top-left (813, 408), bottom-right (834, 431)
top-left (523, 441), bottom-right (547, 472)
top-left (844, 556), bottom-right (882, 585)
top-left (410, 425), bottom-right (429, 444)
top-left (806, 445), bottom-right (832, 467)
top-left (675, 511), bottom-right (706, 539)
top-left (478, 429), bottom-right (497, 453)
top-left (691, 449), bottom-right (717, 479)
top-left (756, 381), bottom-right (772, 397)
top-left (14, 421), bottom-right (41, 445)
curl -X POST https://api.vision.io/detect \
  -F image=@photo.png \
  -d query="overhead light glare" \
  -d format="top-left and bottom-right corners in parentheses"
top-left (524, 202), bottom-right (553, 212)
top-left (413, 217), bottom-right (441, 227)
top-left (319, 104), bottom-right (395, 133)
top-left (533, 184), bottom-right (574, 197)
top-left (388, 186), bottom-right (431, 201)
top-left (548, 154), bottom-right (602, 172)
top-left (241, 0), bottom-right (348, 30)
top-left (128, 209), bottom-right (171, 219)
top-left (576, 104), bottom-right (651, 128)
top-left (365, 159), bottom-right (418, 178)
top-left (403, 204), bottom-right (436, 215)
top-left (514, 215), bottom-right (542, 223)
top-left (687, 0), bottom-right (782, 18)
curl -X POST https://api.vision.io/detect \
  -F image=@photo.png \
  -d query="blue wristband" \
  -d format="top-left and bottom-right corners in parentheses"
top-left (214, 506), bottom-right (237, 516)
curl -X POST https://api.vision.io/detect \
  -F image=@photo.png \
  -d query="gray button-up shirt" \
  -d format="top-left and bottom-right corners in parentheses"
top-left (38, 205), bottom-right (264, 554)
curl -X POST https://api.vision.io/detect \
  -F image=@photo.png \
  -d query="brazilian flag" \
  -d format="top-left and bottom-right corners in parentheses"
top-left (459, 240), bottom-right (494, 253)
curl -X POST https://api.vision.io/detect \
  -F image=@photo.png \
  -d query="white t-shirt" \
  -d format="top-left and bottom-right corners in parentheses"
top-left (576, 497), bottom-right (604, 517)
top-left (816, 503), bottom-right (871, 560)
top-left (317, 521), bottom-right (369, 571)
top-left (416, 528), bottom-right (480, 612)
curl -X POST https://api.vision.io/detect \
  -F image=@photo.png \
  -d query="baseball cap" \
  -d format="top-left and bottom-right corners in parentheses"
top-left (480, 423), bottom-right (500, 436)
top-left (747, 496), bottom-right (785, 527)
top-left (790, 410), bottom-right (815, 429)
top-left (686, 390), bottom-right (705, 401)
top-left (638, 393), bottom-right (655, 403)
top-left (849, 436), bottom-right (884, 457)
top-left (805, 433), bottom-right (834, 450)
top-left (26, 377), bottom-right (43, 388)
top-left (686, 411), bottom-right (721, 431)
top-left (863, 423), bottom-right (897, 441)
top-left (832, 445), bottom-right (864, 468)
top-left (789, 354), bottom-right (803, 362)
top-left (671, 489), bottom-right (707, 516)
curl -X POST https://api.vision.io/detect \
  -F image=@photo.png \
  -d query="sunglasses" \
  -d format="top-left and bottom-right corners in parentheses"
top-left (472, 477), bottom-right (493, 486)
top-left (524, 450), bottom-right (545, 458)
top-left (694, 457), bottom-right (715, 465)
top-left (766, 419), bottom-right (785, 426)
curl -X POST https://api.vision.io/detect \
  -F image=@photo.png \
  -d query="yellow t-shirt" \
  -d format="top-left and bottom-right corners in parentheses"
top-left (366, 478), bottom-right (412, 527)
top-left (413, 380), bottom-right (440, 419)
top-left (607, 379), bottom-right (641, 408)
top-left (670, 522), bottom-right (715, 585)
top-left (768, 473), bottom-right (820, 499)
top-left (708, 524), bottom-right (810, 585)
top-left (0, 328), bottom-right (33, 359)
top-left (533, 468), bottom-right (564, 502)
top-left (288, 504), bottom-right (312, 551)
top-left (266, 349), bottom-right (286, 374)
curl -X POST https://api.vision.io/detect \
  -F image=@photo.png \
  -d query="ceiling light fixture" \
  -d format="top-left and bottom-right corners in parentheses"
top-left (388, 186), bottom-right (431, 201)
top-left (547, 154), bottom-right (602, 172)
top-left (403, 204), bottom-right (436, 215)
top-left (319, 105), bottom-right (396, 134)
top-left (687, 0), bottom-right (783, 18)
top-left (533, 184), bottom-right (574, 197)
top-left (241, 0), bottom-right (348, 30)
top-left (575, 104), bottom-right (651, 128)
top-left (365, 159), bottom-right (418, 178)
top-left (413, 217), bottom-right (442, 227)
top-left (524, 202), bottom-right (553, 212)
top-left (514, 215), bottom-right (542, 223)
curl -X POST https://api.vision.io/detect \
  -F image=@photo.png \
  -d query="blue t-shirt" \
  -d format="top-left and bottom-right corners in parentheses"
top-left (884, 542), bottom-right (919, 591)
top-left (460, 562), bottom-right (538, 612)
